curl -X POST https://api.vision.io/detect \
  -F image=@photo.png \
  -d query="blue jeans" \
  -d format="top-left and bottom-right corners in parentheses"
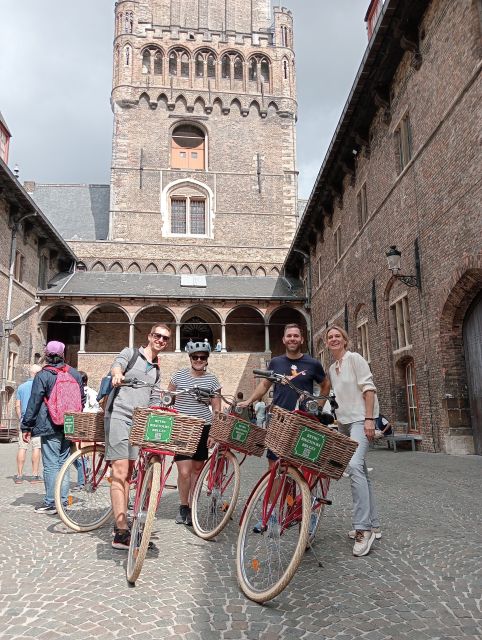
top-left (338, 421), bottom-right (380, 531)
top-left (40, 431), bottom-right (71, 507)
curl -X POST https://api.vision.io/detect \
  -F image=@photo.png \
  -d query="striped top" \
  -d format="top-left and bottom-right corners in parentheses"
top-left (170, 368), bottom-right (221, 423)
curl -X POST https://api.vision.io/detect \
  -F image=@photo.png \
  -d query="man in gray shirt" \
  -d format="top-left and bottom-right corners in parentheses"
top-left (107, 323), bottom-right (171, 550)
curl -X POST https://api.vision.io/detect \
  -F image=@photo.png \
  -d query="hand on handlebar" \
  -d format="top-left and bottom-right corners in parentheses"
top-left (236, 400), bottom-right (251, 409)
top-left (112, 372), bottom-right (125, 387)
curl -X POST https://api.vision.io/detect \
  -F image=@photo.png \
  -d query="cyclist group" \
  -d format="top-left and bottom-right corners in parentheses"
top-left (102, 320), bottom-right (380, 558)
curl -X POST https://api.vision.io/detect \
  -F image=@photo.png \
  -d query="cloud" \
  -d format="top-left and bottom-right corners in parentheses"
top-left (0, 0), bottom-right (369, 195)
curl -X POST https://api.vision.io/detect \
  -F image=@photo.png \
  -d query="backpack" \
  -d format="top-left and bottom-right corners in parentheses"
top-left (96, 348), bottom-right (140, 406)
top-left (43, 365), bottom-right (83, 425)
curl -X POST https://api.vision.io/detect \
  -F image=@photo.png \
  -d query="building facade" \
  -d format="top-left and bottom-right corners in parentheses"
top-left (285, 0), bottom-right (482, 455)
top-left (0, 156), bottom-right (77, 438)
top-left (23, 0), bottom-right (307, 397)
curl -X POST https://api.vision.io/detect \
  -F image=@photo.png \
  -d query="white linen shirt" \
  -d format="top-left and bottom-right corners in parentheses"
top-left (328, 351), bottom-right (379, 425)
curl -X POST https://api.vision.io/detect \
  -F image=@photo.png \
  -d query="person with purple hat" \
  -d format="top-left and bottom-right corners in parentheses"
top-left (21, 341), bottom-right (85, 514)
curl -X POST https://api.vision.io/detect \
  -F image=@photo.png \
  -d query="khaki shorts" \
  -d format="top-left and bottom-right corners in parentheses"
top-left (18, 432), bottom-right (41, 450)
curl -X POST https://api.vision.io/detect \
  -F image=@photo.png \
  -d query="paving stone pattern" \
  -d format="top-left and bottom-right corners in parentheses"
top-left (0, 443), bottom-right (481, 639)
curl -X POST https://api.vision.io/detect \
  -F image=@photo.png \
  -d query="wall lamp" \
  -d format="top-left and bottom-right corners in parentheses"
top-left (385, 244), bottom-right (421, 289)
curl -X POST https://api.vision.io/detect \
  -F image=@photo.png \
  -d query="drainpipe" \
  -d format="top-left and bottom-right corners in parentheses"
top-left (291, 248), bottom-right (313, 354)
top-left (1, 213), bottom-right (37, 395)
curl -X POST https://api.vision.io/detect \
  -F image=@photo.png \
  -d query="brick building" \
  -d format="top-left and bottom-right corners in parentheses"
top-left (0, 155), bottom-right (76, 438)
top-left (285, 0), bottom-right (482, 455)
top-left (20, 0), bottom-right (308, 396)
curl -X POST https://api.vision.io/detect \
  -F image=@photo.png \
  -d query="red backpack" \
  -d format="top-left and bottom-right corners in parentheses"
top-left (43, 365), bottom-right (83, 425)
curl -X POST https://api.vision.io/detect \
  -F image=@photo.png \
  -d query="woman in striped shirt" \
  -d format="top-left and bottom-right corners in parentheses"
top-left (168, 341), bottom-right (221, 526)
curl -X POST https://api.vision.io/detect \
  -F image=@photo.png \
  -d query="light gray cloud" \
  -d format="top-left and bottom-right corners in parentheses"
top-left (0, 1), bottom-right (369, 197)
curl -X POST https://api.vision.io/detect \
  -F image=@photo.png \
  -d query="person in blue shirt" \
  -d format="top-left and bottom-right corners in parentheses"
top-left (14, 364), bottom-right (42, 484)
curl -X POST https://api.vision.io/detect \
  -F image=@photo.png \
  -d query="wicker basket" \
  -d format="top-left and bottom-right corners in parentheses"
top-left (265, 406), bottom-right (358, 479)
top-left (210, 411), bottom-right (266, 457)
top-left (64, 412), bottom-right (105, 443)
top-left (129, 407), bottom-right (205, 456)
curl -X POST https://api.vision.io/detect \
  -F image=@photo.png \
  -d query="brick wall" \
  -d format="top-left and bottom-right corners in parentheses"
top-left (306, 0), bottom-right (482, 454)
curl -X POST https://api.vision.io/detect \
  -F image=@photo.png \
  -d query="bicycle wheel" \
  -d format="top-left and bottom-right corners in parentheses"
top-left (192, 449), bottom-right (240, 540)
top-left (236, 465), bottom-right (310, 603)
top-left (55, 445), bottom-right (113, 532)
top-left (307, 475), bottom-right (330, 546)
top-left (126, 458), bottom-right (161, 585)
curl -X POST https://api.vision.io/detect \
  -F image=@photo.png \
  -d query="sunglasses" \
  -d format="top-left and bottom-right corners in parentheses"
top-left (190, 355), bottom-right (208, 361)
top-left (151, 332), bottom-right (170, 342)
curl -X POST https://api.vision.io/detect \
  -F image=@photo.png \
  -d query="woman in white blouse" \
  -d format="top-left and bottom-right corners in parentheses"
top-left (325, 324), bottom-right (381, 557)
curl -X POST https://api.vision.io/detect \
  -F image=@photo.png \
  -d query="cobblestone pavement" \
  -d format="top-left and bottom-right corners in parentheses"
top-left (0, 441), bottom-right (481, 640)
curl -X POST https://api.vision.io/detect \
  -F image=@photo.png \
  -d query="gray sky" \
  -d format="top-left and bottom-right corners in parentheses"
top-left (0, 1), bottom-right (368, 199)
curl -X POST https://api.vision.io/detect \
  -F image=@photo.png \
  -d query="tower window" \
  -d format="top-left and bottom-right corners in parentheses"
top-left (171, 124), bottom-right (205, 170)
top-left (142, 50), bottom-right (151, 74)
top-left (234, 56), bottom-right (243, 80)
top-left (222, 55), bottom-right (230, 79)
top-left (395, 113), bottom-right (413, 172)
top-left (154, 51), bottom-right (162, 75)
top-left (207, 54), bottom-right (216, 78)
top-left (170, 196), bottom-right (206, 235)
top-left (195, 54), bottom-right (204, 78)
top-left (249, 58), bottom-right (257, 81)
top-left (169, 49), bottom-right (191, 78)
top-left (283, 59), bottom-right (288, 80)
top-left (125, 11), bottom-right (133, 34)
top-left (248, 56), bottom-right (270, 84)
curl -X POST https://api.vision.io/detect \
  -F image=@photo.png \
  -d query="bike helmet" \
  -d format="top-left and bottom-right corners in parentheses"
top-left (186, 341), bottom-right (211, 355)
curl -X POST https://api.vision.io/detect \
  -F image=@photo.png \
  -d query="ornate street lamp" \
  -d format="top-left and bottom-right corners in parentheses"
top-left (385, 245), bottom-right (421, 288)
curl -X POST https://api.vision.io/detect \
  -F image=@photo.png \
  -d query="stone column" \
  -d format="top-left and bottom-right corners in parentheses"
top-left (129, 323), bottom-right (135, 349)
top-left (264, 323), bottom-right (270, 353)
top-left (175, 323), bottom-right (181, 353)
top-left (221, 322), bottom-right (227, 352)
top-left (79, 322), bottom-right (86, 353)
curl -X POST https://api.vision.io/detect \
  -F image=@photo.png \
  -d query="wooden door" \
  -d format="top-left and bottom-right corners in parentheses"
top-left (463, 292), bottom-right (482, 455)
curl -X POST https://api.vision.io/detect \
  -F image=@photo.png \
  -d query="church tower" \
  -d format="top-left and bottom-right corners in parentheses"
top-left (110, 0), bottom-right (298, 276)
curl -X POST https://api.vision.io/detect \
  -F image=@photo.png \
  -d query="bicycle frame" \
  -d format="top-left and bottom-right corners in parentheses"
top-left (132, 446), bottom-right (176, 514)
top-left (207, 444), bottom-right (246, 496)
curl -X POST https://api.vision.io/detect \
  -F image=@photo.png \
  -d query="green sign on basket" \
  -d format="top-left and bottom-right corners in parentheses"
top-left (230, 420), bottom-right (251, 444)
top-left (145, 414), bottom-right (174, 443)
top-left (64, 415), bottom-right (75, 435)
top-left (292, 427), bottom-right (326, 463)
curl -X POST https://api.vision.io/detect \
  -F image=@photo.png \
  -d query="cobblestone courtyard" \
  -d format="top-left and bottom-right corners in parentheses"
top-left (0, 442), bottom-right (481, 640)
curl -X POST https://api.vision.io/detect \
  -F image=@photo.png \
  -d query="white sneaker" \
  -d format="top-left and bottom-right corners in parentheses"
top-left (349, 527), bottom-right (381, 540)
top-left (353, 530), bottom-right (376, 556)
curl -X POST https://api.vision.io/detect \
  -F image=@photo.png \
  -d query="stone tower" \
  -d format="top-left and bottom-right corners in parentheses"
top-left (110, 0), bottom-right (298, 275)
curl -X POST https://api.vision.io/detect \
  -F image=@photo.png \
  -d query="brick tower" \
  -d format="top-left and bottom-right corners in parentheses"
top-left (110, 0), bottom-right (298, 275)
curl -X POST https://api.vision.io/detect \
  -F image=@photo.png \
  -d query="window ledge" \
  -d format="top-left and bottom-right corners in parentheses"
top-left (392, 345), bottom-right (413, 355)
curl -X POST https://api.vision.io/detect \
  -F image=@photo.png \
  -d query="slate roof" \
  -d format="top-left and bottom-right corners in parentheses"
top-left (40, 272), bottom-right (305, 301)
top-left (29, 184), bottom-right (110, 241)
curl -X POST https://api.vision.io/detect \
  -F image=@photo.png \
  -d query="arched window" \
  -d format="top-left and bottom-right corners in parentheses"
top-left (142, 50), bottom-right (151, 74)
top-left (169, 52), bottom-right (177, 76)
top-left (180, 53), bottom-right (189, 77)
top-left (171, 124), bottom-right (205, 170)
top-left (125, 45), bottom-right (131, 66)
top-left (221, 55), bottom-right (230, 79)
top-left (195, 53), bottom-right (204, 78)
top-left (405, 361), bottom-right (419, 431)
top-left (154, 51), bottom-right (162, 75)
top-left (234, 56), bottom-right (243, 80)
top-left (283, 59), bottom-right (288, 80)
top-left (260, 58), bottom-right (270, 83)
top-left (125, 11), bottom-right (133, 34)
top-left (207, 54), bottom-right (216, 78)
top-left (249, 58), bottom-right (257, 81)
top-left (7, 335), bottom-right (20, 382)
top-left (170, 193), bottom-right (206, 235)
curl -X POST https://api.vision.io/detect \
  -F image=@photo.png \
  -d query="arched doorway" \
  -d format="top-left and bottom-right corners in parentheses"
top-left (225, 306), bottom-right (264, 352)
top-left (463, 292), bottom-right (482, 455)
top-left (180, 306), bottom-right (220, 351)
top-left (134, 306), bottom-right (176, 352)
top-left (85, 305), bottom-right (129, 353)
top-left (40, 304), bottom-right (81, 367)
top-left (268, 306), bottom-right (308, 357)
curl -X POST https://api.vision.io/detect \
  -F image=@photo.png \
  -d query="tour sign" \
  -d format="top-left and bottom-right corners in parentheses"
top-left (145, 414), bottom-right (173, 443)
top-left (230, 420), bottom-right (251, 444)
top-left (293, 426), bottom-right (326, 462)
top-left (64, 415), bottom-right (75, 435)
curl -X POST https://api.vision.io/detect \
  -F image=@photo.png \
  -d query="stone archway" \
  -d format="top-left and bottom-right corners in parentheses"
top-left (85, 305), bottom-right (129, 354)
top-left (463, 292), bottom-right (482, 455)
top-left (180, 305), bottom-right (221, 351)
top-left (440, 264), bottom-right (482, 455)
top-left (225, 306), bottom-right (264, 352)
top-left (40, 304), bottom-right (81, 367)
top-left (268, 306), bottom-right (308, 357)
